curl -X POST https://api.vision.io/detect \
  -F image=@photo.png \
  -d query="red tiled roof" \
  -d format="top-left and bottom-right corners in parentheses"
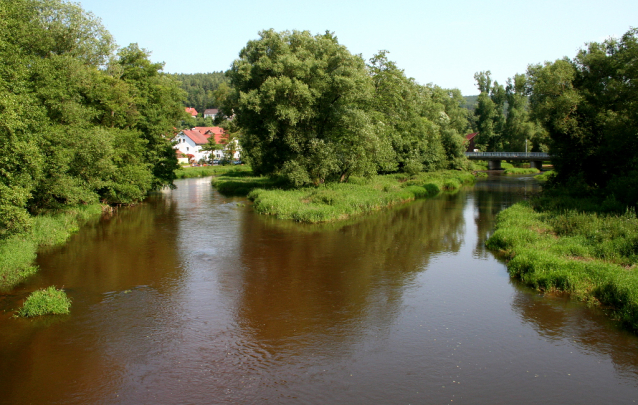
top-left (466, 132), bottom-right (478, 140)
top-left (193, 127), bottom-right (228, 144)
top-left (185, 107), bottom-right (198, 117)
top-left (182, 129), bottom-right (209, 145)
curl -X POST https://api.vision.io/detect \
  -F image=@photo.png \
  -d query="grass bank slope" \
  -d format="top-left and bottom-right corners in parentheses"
top-left (487, 200), bottom-right (638, 332)
top-left (0, 204), bottom-right (103, 291)
top-left (175, 165), bottom-right (251, 179)
top-left (213, 170), bottom-right (475, 223)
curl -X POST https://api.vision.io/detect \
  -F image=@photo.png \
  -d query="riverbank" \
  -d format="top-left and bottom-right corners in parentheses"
top-left (175, 165), bottom-right (251, 179)
top-left (212, 170), bottom-right (476, 223)
top-left (0, 204), bottom-right (104, 291)
top-left (487, 197), bottom-right (638, 332)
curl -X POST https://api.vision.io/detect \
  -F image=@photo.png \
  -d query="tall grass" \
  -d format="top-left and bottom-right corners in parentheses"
top-left (17, 286), bottom-right (71, 317)
top-left (175, 165), bottom-right (251, 179)
top-left (0, 204), bottom-right (103, 291)
top-left (212, 170), bottom-right (476, 223)
top-left (503, 167), bottom-right (540, 175)
top-left (487, 199), bottom-right (638, 332)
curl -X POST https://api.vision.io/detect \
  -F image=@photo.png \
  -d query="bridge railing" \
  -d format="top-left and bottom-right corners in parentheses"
top-left (465, 152), bottom-right (550, 159)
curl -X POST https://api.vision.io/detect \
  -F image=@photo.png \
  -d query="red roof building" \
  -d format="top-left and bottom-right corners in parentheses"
top-left (193, 127), bottom-right (228, 144)
top-left (185, 107), bottom-right (198, 117)
top-left (465, 132), bottom-right (478, 152)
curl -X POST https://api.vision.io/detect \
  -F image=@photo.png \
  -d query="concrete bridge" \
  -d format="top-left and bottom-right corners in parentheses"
top-left (465, 152), bottom-right (551, 170)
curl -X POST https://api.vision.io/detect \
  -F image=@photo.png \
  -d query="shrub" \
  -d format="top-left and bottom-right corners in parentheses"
top-left (17, 286), bottom-right (71, 317)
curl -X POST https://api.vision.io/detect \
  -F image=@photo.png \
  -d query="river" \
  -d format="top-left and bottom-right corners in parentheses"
top-left (1, 175), bottom-right (637, 404)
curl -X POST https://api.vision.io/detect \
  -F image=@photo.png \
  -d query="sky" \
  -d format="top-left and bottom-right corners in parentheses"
top-left (77, 0), bottom-right (637, 95)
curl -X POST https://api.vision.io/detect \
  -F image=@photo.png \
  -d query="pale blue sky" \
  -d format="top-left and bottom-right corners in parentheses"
top-left (78, 0), bottom-right (636, 95)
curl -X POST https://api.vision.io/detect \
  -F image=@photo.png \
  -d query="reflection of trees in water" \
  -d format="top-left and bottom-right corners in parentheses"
top-left (234, 194), bottom-right (466, 354)
top-left (511, 283), bottom-right (638, 379)
top-left (34, 195), bottom-right (182, 295)
top-left (0, 194), bottom-right (182, 405)
top-left (472, 176), bottom-right (541, 257)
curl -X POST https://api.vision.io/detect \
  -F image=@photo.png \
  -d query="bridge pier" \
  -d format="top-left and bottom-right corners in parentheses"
top-left (530, 160), bottom-right (543, 170)
top-left (488, 160), bottom-right (502, 170)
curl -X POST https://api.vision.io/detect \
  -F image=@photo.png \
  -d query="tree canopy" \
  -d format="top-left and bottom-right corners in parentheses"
top-left (225, 30), bottom-right (470, 186)
top-left (0, 0), bottom-right (185, 238)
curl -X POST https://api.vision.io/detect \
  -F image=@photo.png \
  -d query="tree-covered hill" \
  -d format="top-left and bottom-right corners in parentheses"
top-left (171, 72), bottom-right (230, 113)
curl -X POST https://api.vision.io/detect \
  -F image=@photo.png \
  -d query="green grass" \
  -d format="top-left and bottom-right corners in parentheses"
top-left (534, 170), bottom-right (556, 182)
top-left (0, 204), bottom-right (103, 291)
top-left (175, 165), bottom-right (251, 179)
top-left (487, 199), bottom-right (638, 332)
top-left (212, 170), bottom-right (476, 223)
top-left (503, 167), bottom-right (541, 175)
top-left (17, 286), bottom-right (71, 317)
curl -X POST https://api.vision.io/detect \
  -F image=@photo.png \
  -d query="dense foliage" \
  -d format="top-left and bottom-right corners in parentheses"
top-left (224, 30), bottom-right (470, 186)
top-left (472, 71), bottom-right (547, 152)
top-left (171, 72), bottom-right (230, 114)
top-left (526, 28), bottom-right (638, 209)
top-left (0, 0), bottom-right (185, 238)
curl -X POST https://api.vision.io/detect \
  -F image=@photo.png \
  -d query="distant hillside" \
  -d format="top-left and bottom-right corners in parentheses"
top-left (462, 95), bottom-right (479, 111)
top-left (171, 72), bottom-right (229, 113)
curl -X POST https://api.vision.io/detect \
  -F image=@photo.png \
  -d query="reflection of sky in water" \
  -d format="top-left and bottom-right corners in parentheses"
top-left (1, 175), bottom-right (637, 405)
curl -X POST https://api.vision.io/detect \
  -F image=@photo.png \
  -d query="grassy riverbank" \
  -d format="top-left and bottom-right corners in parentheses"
top-left (0, 204), bottom-right (103, 291)
top-left (487, 196), bottom-right (638, 331)
top-left (175, 165), bottom-right (251, 179)
top-left (212, 170), bottom-right (476, 223)
top-left (503, 167), bottom-right (540, 175)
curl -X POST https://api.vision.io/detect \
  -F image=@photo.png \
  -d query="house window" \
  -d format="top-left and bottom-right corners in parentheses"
top-left (187, 147), bottom-right (189, 151)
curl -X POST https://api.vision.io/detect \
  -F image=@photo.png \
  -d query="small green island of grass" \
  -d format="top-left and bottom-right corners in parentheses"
top-left (212, 170), bottom-right (476, 223)
top-left (17, 286), bottom-right (72, 318)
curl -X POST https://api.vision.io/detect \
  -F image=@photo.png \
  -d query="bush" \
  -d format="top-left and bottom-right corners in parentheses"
top-left (17, 286), bottom-right (71, 317)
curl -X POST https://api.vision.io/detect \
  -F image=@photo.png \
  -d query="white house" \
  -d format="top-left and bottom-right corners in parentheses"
top-left (173, 129), bottom-right (212, 163)
top-left (203, 109), bottom-right (219, 120)
top-left (173, 127), bottom-right (240, 163)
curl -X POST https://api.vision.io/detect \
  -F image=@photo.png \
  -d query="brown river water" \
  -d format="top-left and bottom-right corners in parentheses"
top-left (1, 175), bottom-right (638, 404)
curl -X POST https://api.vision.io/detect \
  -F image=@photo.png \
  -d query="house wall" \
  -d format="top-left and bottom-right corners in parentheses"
top-left (173, 133), bottom-right (212, 163)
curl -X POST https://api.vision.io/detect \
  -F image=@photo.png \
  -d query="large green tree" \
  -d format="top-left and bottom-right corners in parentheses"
top-left (226, 29), bottom-right (390, 185)
top-left (473, 71), bottom-right (505, 151)
top-left (0, 0), bottom-right (184, 237)
top-left (527, 28), bottom-right (638, 194)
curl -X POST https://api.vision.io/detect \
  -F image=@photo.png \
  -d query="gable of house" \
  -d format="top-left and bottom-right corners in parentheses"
top-left (193, 127), bottom-right (228, 144)
top-left (203, 108), bottom-right (218, 118)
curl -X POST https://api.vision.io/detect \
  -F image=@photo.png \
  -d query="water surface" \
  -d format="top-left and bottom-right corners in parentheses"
top-left (1, 175), bottom-right (637, 404)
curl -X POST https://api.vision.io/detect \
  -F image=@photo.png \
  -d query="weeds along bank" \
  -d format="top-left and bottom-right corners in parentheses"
top-left (487, 198), bottom-right (638, 332)
top-left (0, 205), bottom-right (104, 292)
top-left (175, 165), bottom-right (251, 179)
top-left (212, 170), bottom-right (476, 223)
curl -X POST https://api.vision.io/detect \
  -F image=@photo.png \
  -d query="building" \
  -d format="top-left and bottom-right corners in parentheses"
top-left (203, 109), bottom-right (219, 119)
top-left (173, 127), bottom-right (240, 163)
top-left (185, 107), bottom-right (198, 118)
top-left (465, 132), bottom-right (478, 152)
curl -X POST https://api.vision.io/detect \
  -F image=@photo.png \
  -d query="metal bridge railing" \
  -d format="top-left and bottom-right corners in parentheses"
top-left (465, 152), bottom-right (550, 159)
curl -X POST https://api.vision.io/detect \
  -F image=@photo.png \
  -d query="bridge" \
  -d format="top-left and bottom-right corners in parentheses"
top-left (465, 152), bottom-right (551, 170)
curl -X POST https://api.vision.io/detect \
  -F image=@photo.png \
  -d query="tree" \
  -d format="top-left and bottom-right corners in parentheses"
top-left (114, 43), bottom-right (185, 189)
top-left (0, 0), bottom-right (186, 237)
top-left (528, 27), bottom-right (638, 208)
top-left (473, 71), bottom-right (505, 151)
top-left (226, 29), bottom-right (389, 186)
